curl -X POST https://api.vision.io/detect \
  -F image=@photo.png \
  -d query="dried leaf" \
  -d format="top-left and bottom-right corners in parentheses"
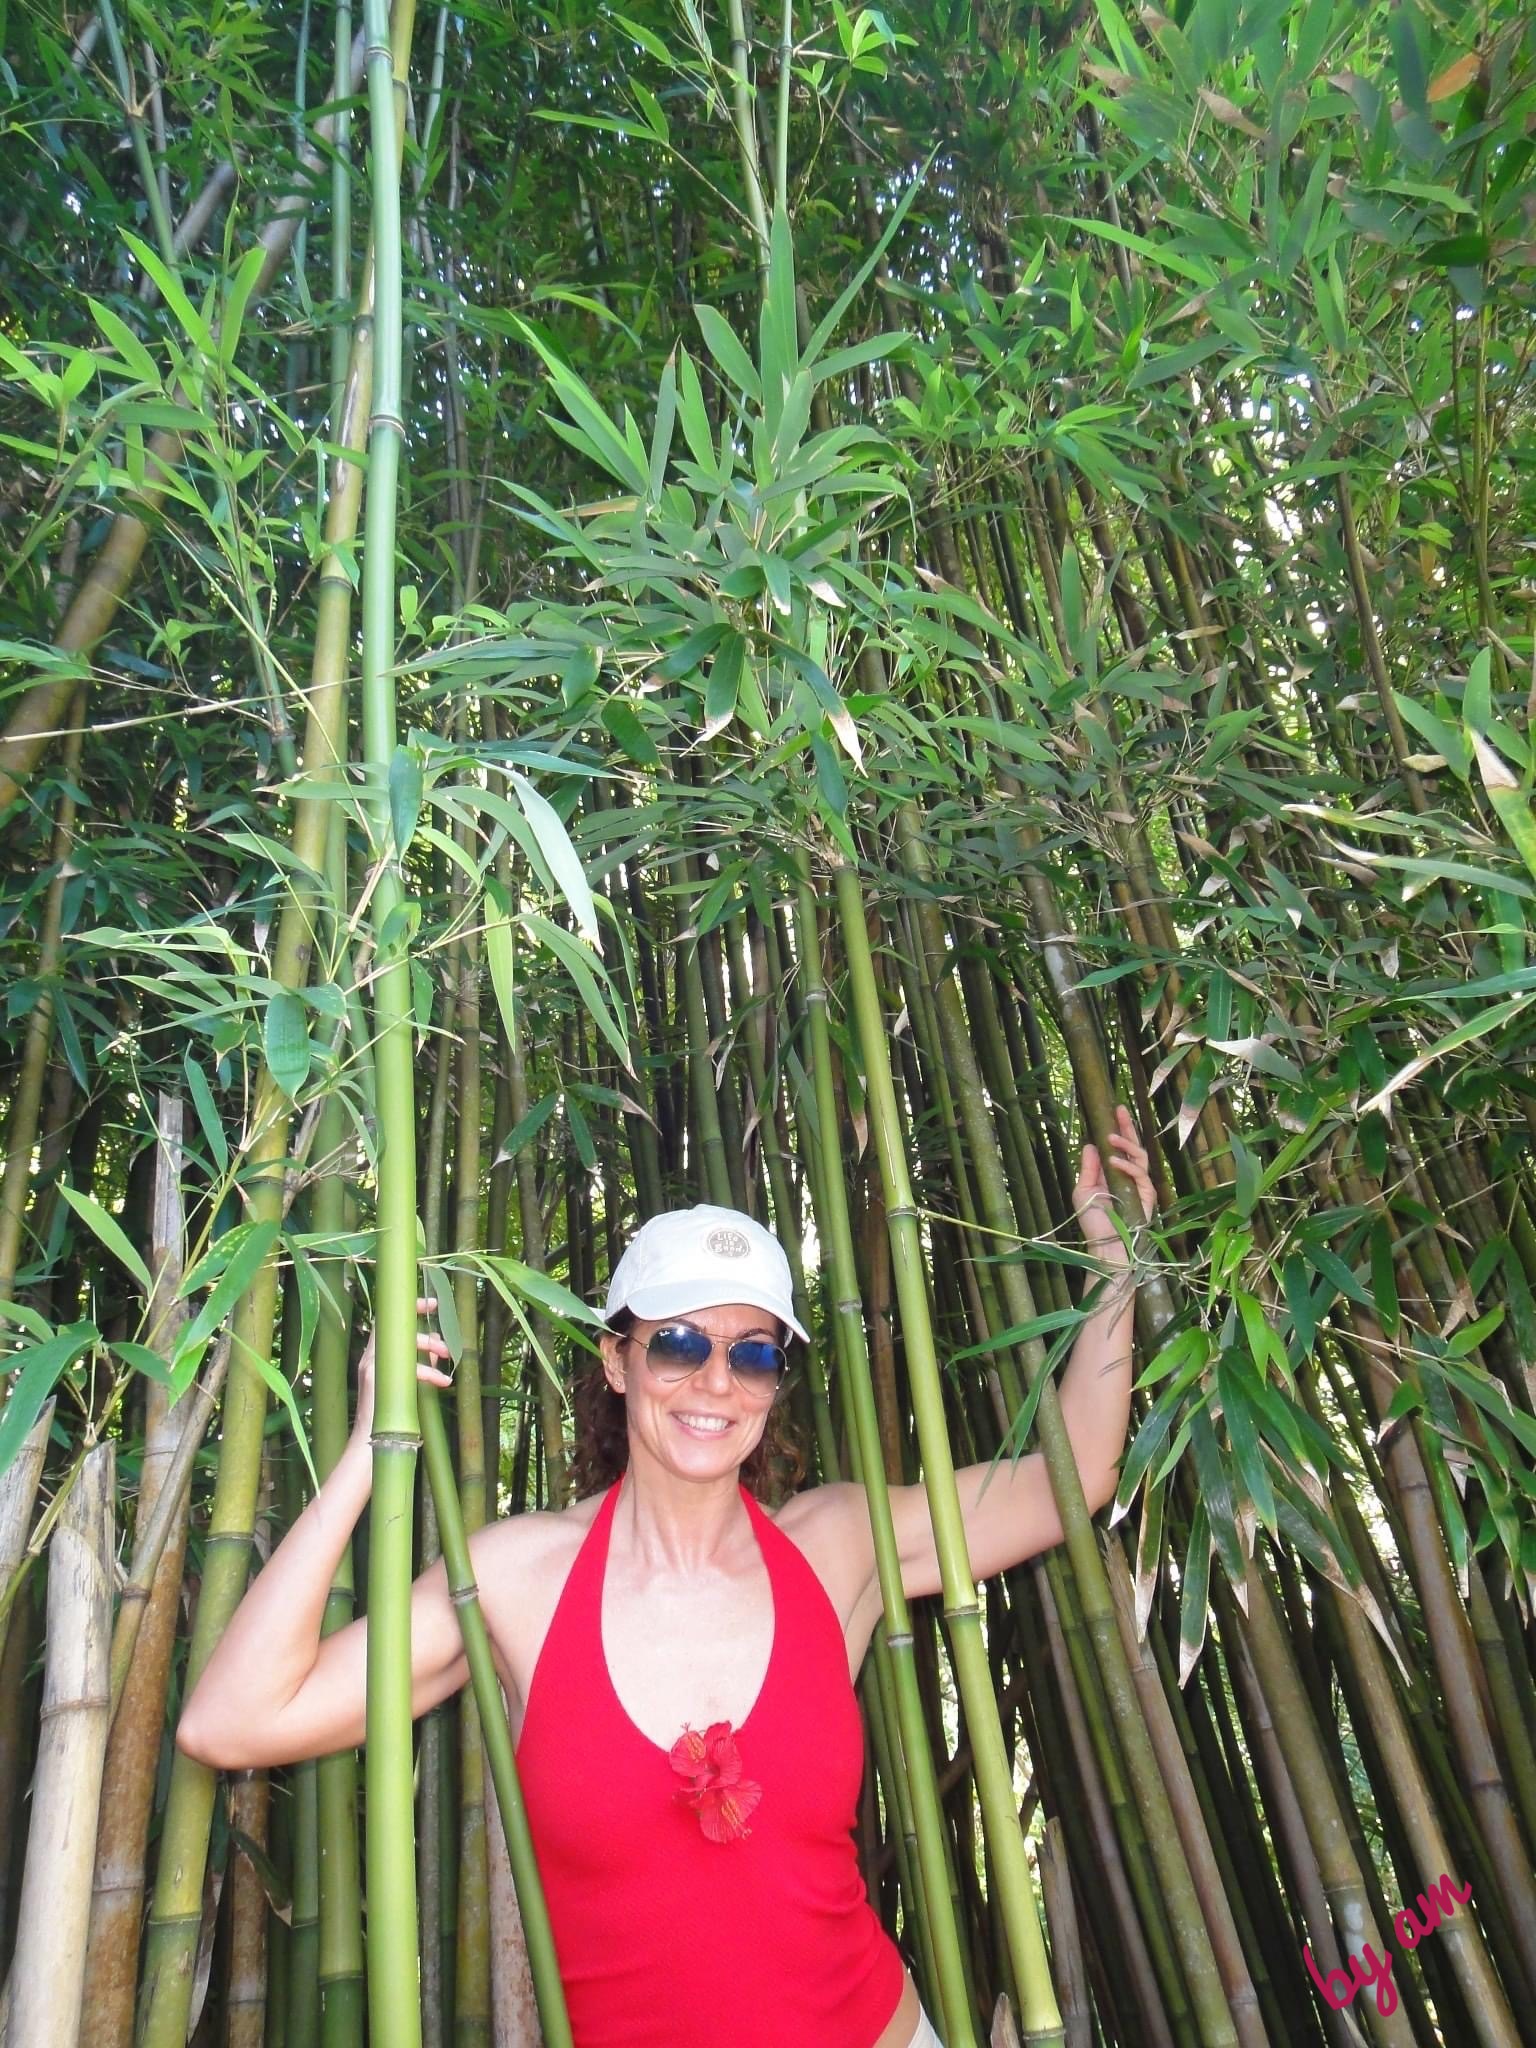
top-left (1427, 51), bottom-right (1481, 101)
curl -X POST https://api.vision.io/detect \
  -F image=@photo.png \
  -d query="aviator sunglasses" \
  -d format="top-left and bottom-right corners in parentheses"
top-left (628, 1321), bottom-right (788, 1394)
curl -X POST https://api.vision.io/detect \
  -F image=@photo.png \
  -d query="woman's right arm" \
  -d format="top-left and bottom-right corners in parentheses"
top-left (176, 1308), bottom-right (462, 1771)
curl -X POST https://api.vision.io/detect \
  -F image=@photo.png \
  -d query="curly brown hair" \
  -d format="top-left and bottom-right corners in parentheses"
top-left (568, 1310), bottom-right (806, 1505)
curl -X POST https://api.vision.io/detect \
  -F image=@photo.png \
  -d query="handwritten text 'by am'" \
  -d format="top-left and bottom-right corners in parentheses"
top-left (1304, 1873), bottom-right (1473, 2017)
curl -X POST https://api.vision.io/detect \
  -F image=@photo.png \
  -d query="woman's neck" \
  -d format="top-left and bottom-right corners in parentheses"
top-left (613, 1455), bottom-right (750, 1572)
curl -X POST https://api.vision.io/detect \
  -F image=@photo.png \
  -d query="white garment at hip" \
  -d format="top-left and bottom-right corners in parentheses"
top-left (905, 2010), bottom-right (943, 2048)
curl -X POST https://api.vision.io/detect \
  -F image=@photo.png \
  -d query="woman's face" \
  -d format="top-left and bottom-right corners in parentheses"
top-left (601, 1302), bottom-right (783, 1481)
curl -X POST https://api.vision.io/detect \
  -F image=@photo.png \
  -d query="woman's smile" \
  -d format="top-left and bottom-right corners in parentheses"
top-left (672, 1411), bottom-right (735, 1437)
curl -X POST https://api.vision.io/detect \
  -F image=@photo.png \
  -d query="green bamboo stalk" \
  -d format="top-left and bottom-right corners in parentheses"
top-left (0, 46), bottom-right (367, 811)
top-left (833, 860), bottom-right (1065, 2046)
top-left (286, 1754), bottom-right (322, 2048)
top-left (451, 893), bottom-right (492, 2045)
top-left (329, 0), bottom-right (354, 440)
top-left (356, 0), bottom-right (422, 2037)
top-left (1035, 1560), bottom-right (1192, 2044)
top-left (679, 858), bottom-right (736, 1208)
top-left (310, 403), bottom-right (366, 2048)
top-left (136, 27), bottom-right (390, 2032)
top-left (697, 914), bottom-right (751, 1212)
top-left (415, 1384), bottom-right (574, 2048)
top-left (792, 858), bottom-right (979, 2047)
top-left (895, 812), bottom-right (1240, 2047)
top-left (1020, 1567), bottom-right (1173, 2048)
top-left (498, 897), bottom-right (568, 1507)
top-left (418, 995), bottom-right (454, 2048)
top-left (94, 0), bottom-right (179, 271)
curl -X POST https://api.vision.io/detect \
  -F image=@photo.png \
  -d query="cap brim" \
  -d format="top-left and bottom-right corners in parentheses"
top-left (623, 1280), bottom-right (809, 1346)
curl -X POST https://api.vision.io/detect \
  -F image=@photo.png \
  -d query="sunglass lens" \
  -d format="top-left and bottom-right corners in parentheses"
top-left (728, 1340), bottom-right (786, 1383)
top-left (647, 1325), bottom-right (712, 1378)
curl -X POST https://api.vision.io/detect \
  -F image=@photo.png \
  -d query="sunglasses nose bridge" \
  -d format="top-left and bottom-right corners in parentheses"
top-left (697, 1341), bottom-right (736, 1392)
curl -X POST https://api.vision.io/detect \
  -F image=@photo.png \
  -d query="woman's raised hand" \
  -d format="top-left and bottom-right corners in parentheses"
top-left (1072, 1106), bottom-right (1157, 1262)
top-left (349, 1296), bottom-right (455, 1449)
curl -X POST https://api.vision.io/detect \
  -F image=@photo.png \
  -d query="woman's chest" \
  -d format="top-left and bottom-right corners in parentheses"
top-left (601, 1560), bottom-right (774, 1748)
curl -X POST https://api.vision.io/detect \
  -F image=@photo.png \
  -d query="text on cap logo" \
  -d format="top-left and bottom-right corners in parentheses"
top-left (705, 1227), bottom-right (751, 1258)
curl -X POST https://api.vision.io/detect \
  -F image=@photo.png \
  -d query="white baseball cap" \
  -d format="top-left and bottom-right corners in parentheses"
top-left (603, 1203), bottom-right (809, 1342)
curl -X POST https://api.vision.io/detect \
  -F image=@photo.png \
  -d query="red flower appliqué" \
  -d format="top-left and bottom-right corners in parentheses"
top-left (669, 1721), bottom-right (762, 1843)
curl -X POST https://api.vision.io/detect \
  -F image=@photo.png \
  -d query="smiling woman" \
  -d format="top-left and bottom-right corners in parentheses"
top-left (570, 1205), bottom-right (808, 1504)
top-left (177, 1136), bottom-right (1153, 2048)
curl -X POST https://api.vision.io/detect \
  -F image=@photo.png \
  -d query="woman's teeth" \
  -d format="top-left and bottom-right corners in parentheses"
top-left (676, 1414), bottom-right (731, 1433)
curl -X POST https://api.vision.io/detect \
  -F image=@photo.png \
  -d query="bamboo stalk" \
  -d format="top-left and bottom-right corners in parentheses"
top-left (0, 1403), bottom-right (53, 1676)
top-left (227, 1767), bottom-right (274, 2048)
top-left (0, 1441), bottom-right (114, 2048)
top-left (355, 0), bottom-right (423, 2035)
top-left (792, 858), bottom-right (979, 2047)
top-left (834, 861), bottom-right (1066, 2047)
top-left (0, 38), bottom-right (368, 809)
top-left (81, 1096), bottom-right (191, 2048)
top-left (894, 813), bottom-right (1240, 2048)
top-left (416, 1385), bottom-right (573, 2047)
top-left (0, 706), bottom-right (85, 1299)
top-left (1031, 1569), bottom-right (1178, 2048)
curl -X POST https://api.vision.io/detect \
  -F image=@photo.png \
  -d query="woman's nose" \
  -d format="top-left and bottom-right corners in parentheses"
top-left (699, 1342), bottom-right (735, 1393)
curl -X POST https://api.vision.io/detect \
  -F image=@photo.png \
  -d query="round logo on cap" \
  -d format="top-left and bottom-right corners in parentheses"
top-left (705, 1226), bottom-right (751, 1259)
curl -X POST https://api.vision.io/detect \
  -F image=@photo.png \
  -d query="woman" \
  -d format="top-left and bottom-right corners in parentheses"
top-left (179, 1110), bottom-right (1155, 2048)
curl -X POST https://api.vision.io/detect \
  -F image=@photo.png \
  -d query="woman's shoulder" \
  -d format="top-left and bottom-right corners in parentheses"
top-left (764, 1481), bottom-right (873, 1615)
top-left (468, 1487), bottom-right (614, 1695)
top-left (470, 1485), bottom-right (610, 1574)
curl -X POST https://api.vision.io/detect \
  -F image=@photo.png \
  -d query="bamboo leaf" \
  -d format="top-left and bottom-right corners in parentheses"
top-left (172, 1220), bottom-right (281, 1395)
top-left (0, 1323), bottom-right (93, 1480)
top-left (509, 774), bottom-right (601, 949)
top-left (58, 1184), bottom-right (154, 1296)
top-left (183, 1054), bottom-right (229, 1174)
top-left (1178, 1503), bottom-right (1213, 1685)
top-left (521, 910), bottom-right (633, 1073)
top-left (692, 304), bottom-right (762, 403)
top-left (263, 989), bottom-right (311, 1099)
top-left (389, 745), bottom-right (423, 861)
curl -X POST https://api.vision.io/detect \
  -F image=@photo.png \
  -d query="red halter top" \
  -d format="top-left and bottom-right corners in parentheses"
top-left (516, 1478), bottom-right (906, 2047)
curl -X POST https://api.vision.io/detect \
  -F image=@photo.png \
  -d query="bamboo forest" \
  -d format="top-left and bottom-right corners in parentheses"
top-left (3, 0), bottom-right (1536, 2042)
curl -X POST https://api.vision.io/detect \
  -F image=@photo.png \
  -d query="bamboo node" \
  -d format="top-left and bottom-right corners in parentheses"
top-left (449, 1584), bottom-right (482, 1608)
top-left (38, 1692), bottom-right (110, 1721)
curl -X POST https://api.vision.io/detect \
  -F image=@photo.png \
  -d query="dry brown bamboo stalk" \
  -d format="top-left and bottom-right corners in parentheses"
top-left (0, 1440), bottom-right (114, 2048)
top-left (226, 1770), bottom-right (273, 2048)
top-left (1336, 1293), bottom-right (1536, 2005)
top-left (81, 1095), bottom-right (191, 2048)
top-left (1236, 1563), bottom-right (1416, 2047)
top-left (1036, 1820), bottom-right (1092, 2048)
top-left (104, 1335), bottom-right (229, 1719)
top-left (1323, 1581), bottom-right (1522, 2048)
top-left (1221, 1615), bottom-right (1371, 2048)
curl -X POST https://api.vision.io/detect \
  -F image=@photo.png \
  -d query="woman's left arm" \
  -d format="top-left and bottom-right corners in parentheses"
top-left (888, 1108), bottom-right (1157, 1599)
